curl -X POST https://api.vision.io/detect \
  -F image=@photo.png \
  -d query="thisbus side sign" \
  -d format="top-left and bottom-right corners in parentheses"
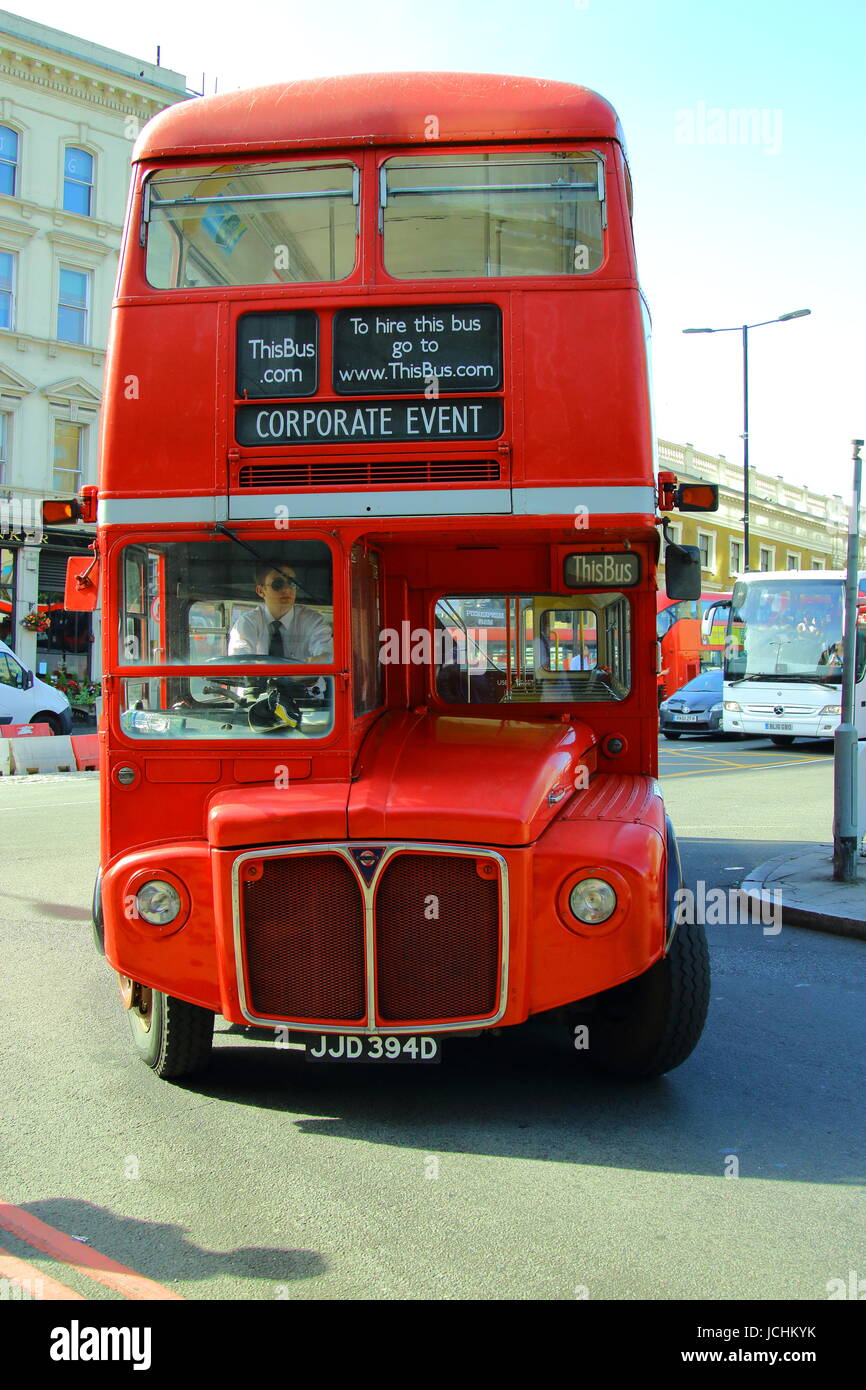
top-left (565, 553), bottom-right (641, 588)
top-left (236, 311), bottom-right (318, 398)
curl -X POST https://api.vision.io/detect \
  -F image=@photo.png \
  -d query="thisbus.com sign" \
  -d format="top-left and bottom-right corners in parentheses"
top-left (333, 305), bottom-right (501, 395)
top-left (236, 311), bottom-right (318, 398)
top-left (236, 398), bottom-right (503, 446)
top-left (565, 553), bottom-right (641, 588)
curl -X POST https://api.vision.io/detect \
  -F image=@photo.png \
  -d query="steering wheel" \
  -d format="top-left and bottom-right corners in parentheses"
top-left (204, 653), bottom-right (307, 666)
top-left (201, 653), bottom-right (329, 707)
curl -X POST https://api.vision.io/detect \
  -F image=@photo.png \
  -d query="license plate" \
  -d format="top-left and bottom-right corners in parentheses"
top-left (674, 713), bottom-right (700, 722)
top-left (305, 1034), bottom-right (440, 1063)
top-left (764, 721), bottom-right (793, 731)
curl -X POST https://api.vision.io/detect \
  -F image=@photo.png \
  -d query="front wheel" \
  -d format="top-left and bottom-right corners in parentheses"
top-left (33, 710), bottom-right (63, 735)
top-left (662, 731), bottom-right (681, 741)
top-left (569, 919), bottom-right (710, 1080)
top-left (122, 977), bottom-right (214, 1079)
top-left (770, 735), bottom-right (795, 747)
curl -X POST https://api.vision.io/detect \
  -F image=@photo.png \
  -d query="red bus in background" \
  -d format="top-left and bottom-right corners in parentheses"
top-left (656, 591), bottom-right (729, 702)
top-left (54, 72), bottom-right (718, 1084)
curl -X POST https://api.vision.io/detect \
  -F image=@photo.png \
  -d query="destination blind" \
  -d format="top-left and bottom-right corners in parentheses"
top-left (565, 553), bottom-right (641, 588)
top-left (236, 398), bottom-right (503, 445)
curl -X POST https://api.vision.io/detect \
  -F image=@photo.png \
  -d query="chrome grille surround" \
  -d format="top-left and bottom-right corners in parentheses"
top-left (231, 841), bottom-right (509, 1033)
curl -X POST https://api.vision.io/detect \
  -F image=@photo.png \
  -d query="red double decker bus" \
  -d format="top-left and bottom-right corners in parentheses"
top-left (64, 73), bottom-right (717, 1082)
top-left (656, 591), bottom-right (730, 701)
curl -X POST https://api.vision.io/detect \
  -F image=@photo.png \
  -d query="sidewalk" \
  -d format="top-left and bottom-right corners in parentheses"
top-left (741, 845), bottom-right (866, 941)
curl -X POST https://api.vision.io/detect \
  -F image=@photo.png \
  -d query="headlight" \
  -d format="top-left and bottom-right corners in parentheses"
top-left (135, 879), bottom-right (182, 925)
top-left (819, 705), bottom-right (841, 716)
top-left (709, 702), bottom-right (723, 713)
top-left (569, 877), bottom-right (617, 925)
top-left (659, 701), bottom-right (670, 712)
top-left (724, 701), bottom-right (741, 711)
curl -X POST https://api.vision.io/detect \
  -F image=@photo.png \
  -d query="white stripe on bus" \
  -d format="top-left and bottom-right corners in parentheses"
top-left (98, 486), bottom-right (656, 525)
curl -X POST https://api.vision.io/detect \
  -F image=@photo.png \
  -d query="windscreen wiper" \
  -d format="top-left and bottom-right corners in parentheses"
top-left (729, 671), bottom-right (840, 685)
top-left (213, 523), bottom-right (316, 600)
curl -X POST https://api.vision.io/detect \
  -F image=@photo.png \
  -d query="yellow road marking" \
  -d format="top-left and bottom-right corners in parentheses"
top-left (660, 749), bottom-right (752, 769)
top-left (663, 757), bottom-right (829, 778)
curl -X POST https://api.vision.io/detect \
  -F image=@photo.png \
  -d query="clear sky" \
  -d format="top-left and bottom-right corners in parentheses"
top-left (19, 0), bottom-right (866, 499)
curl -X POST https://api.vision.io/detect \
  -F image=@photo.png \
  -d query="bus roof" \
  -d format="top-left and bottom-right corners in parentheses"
top-left (133, 71), bottom-right (624, 163)
top-left (733, 570), bottom-right (862, 583)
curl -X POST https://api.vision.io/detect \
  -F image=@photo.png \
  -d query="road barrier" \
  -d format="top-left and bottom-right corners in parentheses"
top-left (9, 735), bottom-right (76, 775)
top-left (0, 741), bottom-right (11, 775)
top-left (71, 735), bottom-right (99, 771)
top-left (0, 723), bottom-right (52, 738)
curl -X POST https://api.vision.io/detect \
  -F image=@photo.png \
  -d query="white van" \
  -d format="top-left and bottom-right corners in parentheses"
top-left (0, 638), bottom-right (73, 735)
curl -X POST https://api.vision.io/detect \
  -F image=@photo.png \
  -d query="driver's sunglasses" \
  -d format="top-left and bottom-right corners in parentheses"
top-left (266, 577), bottom-right (299, 592)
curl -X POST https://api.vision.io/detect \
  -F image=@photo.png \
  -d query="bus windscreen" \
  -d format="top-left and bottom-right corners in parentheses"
top-left (725, 578), bottom-right (847, 682)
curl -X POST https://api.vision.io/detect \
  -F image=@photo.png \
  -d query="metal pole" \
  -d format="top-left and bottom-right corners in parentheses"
top-left (742, 325), bottom-right (750, 572)
top-left (832, 439), bottom-right (863, 882)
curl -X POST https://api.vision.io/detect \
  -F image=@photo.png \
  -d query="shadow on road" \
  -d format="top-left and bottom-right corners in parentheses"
top-left (156, 1000), bottom-right (866, 1188)
top-left (4, 891), bottom-right (92, 921)
top-left (5, 1197), bottom-right (325, 1289)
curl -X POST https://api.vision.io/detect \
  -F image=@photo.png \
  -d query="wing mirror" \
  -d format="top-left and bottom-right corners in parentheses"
top-left (664, 544), bottom-right (702, 600)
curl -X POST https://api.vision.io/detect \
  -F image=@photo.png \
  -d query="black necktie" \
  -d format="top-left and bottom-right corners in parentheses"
top-left (268, 619), bottom-right (284, 658)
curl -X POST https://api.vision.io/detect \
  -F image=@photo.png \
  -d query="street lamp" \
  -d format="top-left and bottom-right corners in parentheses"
top-left (682, 310), bottom-right (811, 571)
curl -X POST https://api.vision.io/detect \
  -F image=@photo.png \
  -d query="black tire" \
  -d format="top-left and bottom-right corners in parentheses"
top-left (127, 987), bottom-right (214, 1079)
top-left (573, 919), bottom-right (710, 1080)
top-left (91, 870), bottom-right (104, 956)
top-left (662, 731), bottom-right (681, 741)
top-left (33, 710), bottom-right (62, 735)
top-left (770, 736), bottom-right (795, 747)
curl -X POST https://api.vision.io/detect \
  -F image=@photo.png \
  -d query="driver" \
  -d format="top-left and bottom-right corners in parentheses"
top-left (227, 562), bottom-right (333, 662)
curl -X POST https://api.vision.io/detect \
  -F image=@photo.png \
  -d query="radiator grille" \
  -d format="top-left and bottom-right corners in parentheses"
top-left (237, 459), bottom-right (501, 489)
top-left (241, 854), bottom-right (365, 1021)
top-left (375, 854), bottom-right (500, 1022)
top-left (237, 848), bottom-right (503, 1027)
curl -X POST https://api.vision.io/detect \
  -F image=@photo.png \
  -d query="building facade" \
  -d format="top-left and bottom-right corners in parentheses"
top-left (657, 439), bottom-right (866, 593)
top-left (0, 9), bottom-right (186, 680)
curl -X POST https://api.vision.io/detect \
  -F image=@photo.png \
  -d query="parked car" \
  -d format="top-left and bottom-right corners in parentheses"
top-left (659, 668), bottom-right (724, 740)
top-left (0, 638), bottom-right (73, 735)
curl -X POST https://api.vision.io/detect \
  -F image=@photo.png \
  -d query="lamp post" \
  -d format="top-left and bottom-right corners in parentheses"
top-left (683, 310), bottom-right (811, 572)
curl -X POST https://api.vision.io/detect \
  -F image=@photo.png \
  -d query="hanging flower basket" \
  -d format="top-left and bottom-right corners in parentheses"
top-left (20, 611), bottom-right (51, 634)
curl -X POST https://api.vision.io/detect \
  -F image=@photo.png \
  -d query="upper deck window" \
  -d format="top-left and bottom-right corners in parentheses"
top-left (381, 153), bottom-right (604, 279)
top-left (143, 161), bottom-right (359, 289)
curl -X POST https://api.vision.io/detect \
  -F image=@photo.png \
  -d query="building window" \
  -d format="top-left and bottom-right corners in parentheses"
top-left (759, 546), bottom-right (774, 571)
top-left (664, 523), bottom-right (682, 558)
top-left (811, 558), bottom-right (824, 570)
top-left (63, 147), bottom-right (93, 216)
top-left (0, 545), bottom-right (13, 644)
top-left (57, 267), bottom-right (89, 344)
top-left (0, 127), bottom-right (18, 197)
top-left (0, 251), bottom-right (15, 330)
top-left (697, 531), bottom-right (714, 569)
top-left (729, 539), bottom-right (742, 574)
top-left (786, 553), bottom-right (799, 570)
top-left (0, 412), bottom-right (9, 485)
top-left (53, 419), bottom-right (84, 492)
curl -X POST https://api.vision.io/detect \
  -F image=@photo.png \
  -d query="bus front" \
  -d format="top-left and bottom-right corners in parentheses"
top-left (91, 73), bottom-right (714, 1083)
top-left (721, 571), bottom-right (866, 744)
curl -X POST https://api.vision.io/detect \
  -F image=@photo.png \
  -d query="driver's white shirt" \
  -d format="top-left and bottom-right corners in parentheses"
top-left (227, 603), bottom-right (333, 661)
